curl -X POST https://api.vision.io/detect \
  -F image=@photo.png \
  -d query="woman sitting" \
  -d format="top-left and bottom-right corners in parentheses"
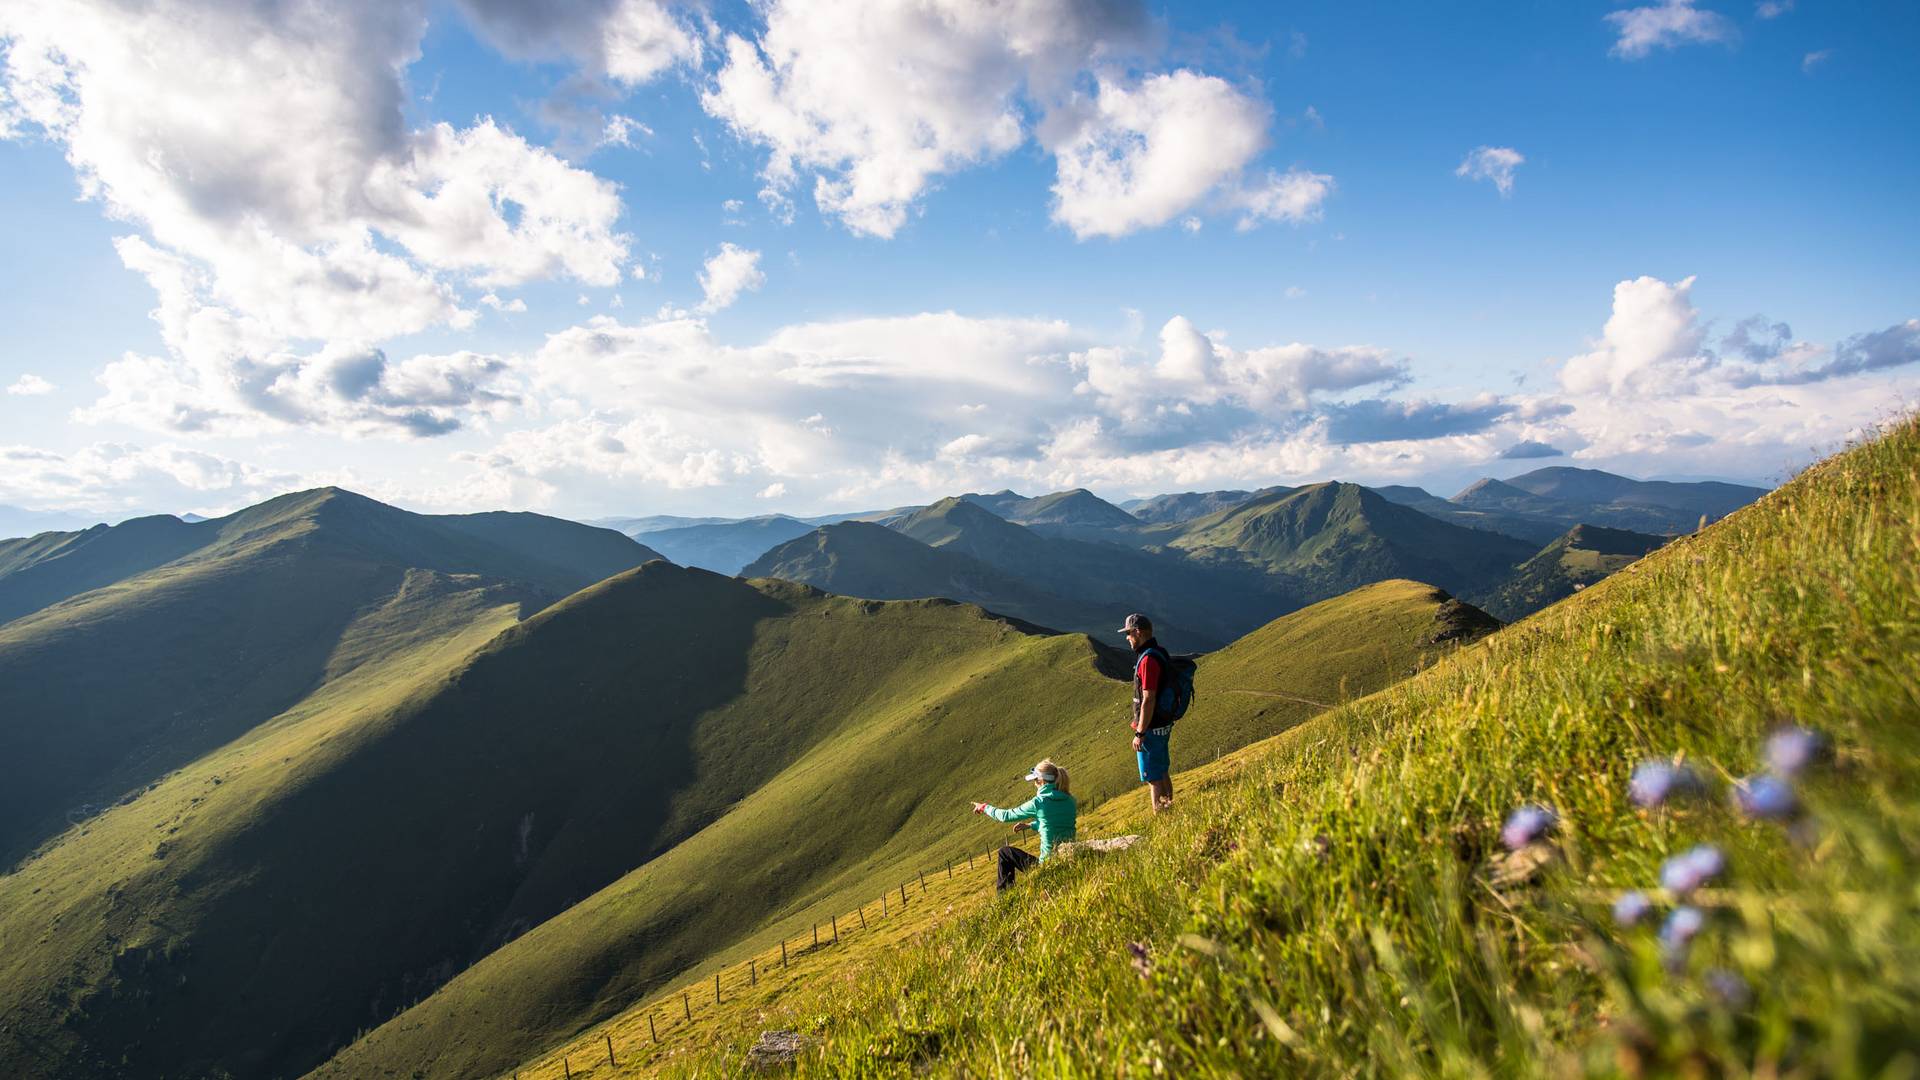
top-left (971, 759), bottom-right (1077, 892)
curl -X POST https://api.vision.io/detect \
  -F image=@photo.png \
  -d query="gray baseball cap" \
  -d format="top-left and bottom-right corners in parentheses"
top-left (1116, 612), bottom-right (1152, 634)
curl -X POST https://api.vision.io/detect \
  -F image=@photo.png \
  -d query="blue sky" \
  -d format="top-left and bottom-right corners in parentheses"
top-left (1, 0), bottom-right (1915, 524)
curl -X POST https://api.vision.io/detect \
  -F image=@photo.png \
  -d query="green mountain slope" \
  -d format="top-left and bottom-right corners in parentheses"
top-left (1125, 487), bottom-right (1295, 525)
top-left (1477, 523), bottom-right (1670, 621)
top-left (632, 515), bottom-right (816, 574)
top-left (1173, 481), bottom-right (1537, 601)
top-left (893, 497), bottom-right (1299, 649)
top-left (741, 521), bottom-right (1143, 639)
top-left (0, 514), bottom-right (208, 625)
top-left (682, 417), bottom-right (1916, 1077)
top-left (311, 578), bottom-right (1494, 1080)
top-left (0, 488), bottom-right (660, 864)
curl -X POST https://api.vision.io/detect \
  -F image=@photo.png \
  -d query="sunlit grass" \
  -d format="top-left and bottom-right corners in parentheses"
top-left (663, 415), bottom-right (1920, 1076)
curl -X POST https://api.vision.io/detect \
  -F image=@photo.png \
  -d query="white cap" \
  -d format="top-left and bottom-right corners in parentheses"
top-left (1021, 762), bottom-right (1057, 782)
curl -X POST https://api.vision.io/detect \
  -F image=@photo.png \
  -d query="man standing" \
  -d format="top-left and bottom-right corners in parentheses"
top-left (1121, 613), bottom-right (1175, 812)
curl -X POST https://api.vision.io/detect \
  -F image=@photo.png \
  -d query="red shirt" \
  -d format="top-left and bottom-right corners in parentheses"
top-left (1135, 651), bottom-right (1163, 697)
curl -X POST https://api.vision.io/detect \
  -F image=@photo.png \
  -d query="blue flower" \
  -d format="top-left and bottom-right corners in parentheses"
top-left (1659, 844), bottom-right (1726, 896)
top-left (1731, 773), bottom-right (1799, 821)
top-left (1628, 761), bottom-right (1706, 808)
top-left (1612, 890), bottom-right (1654, 928)
top-left (1660, 905), bottom-right (1707, 949)
top-left (1500, 804), bottom-right (1557, 850)
top-left (1764, 726), bottom-right (1828, 778)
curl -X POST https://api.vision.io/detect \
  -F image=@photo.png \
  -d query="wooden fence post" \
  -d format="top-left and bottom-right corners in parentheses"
top-left (606, 1032), bottom-right (616, 1066)
top-left (831, 914), bottom-right (839, 943)
top-left (563, 1056), bottom-right (572, 1079)
top-left (900, 882), bottom-right (908, 905)
top-left (682, 990), bottom-right (691, 1021)
top-left (946, 859), bottom-right (952, 878)
top-left (781, 939), bottom-right (788, 968)
top-left (881, 891), bottom-right (888, 916)
top-left (968, 851), bottom-right (973, 870)
top-left (714, 971), bottom-right (721, 1005)
top-left (812, 923), bottom-right (819, 947)
top-left (649, 1013), bottom-right (658, 1044)
top-left (919, 870), bottom-right (926, 893)
top-left (857, 904), bottom-right (867, 929)
top-left (750, 958), bottom-right (757, 986)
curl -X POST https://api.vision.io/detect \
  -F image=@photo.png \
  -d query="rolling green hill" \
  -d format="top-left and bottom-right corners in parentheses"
top-left (892, 497), bottom-right (1299, 649)
top-left (740, 520), bottom-right (1152, 640)
top-left (1172, 481), bottom-right (1537, 601)
top-left (308, 577), bottom-right (1494, 1080)
top-left (1502, 464), bottom-right (1765, 518)
top-left (670, 417), bottom-right (1916, 1077)
top-left (0, 514), bottom-right (208, 625)
top-left (0, 488), bottom-right (660, 865)
top-left (1476, 523), bottom-right (1670, 621)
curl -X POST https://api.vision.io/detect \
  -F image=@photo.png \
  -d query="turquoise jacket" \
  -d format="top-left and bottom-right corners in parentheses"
top-left (985, 783), bottom-right (1077, 860)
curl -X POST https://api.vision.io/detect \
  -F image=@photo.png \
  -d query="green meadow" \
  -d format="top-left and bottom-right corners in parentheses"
top-left (652, 415), bottom-right (1920, 1076)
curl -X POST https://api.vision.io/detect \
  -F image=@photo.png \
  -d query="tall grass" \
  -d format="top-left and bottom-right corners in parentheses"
top-left (674, 416), bottom-right (1920, 1076)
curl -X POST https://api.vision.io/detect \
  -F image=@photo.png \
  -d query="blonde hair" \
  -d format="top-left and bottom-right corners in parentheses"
top-left (1038, 759), bottom-right (1071, 795)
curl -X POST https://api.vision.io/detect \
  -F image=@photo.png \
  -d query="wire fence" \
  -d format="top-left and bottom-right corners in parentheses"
top-left (510, 836), bottom-right (1037, 1079)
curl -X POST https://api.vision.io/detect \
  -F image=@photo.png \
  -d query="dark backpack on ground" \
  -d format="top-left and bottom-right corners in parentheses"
top-left (1140, 644), bottom-right (1198, 726)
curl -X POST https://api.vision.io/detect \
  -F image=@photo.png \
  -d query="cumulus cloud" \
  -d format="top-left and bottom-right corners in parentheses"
top-left (1455, 146), bottom-right (1525, 196)
top-left (1755, 0), bottom-right (1793, 17)
top-left (1605, 0), bottom-right (1736, 59)
top-left (697, 244), bottom-right (767, 313)
top-left (1, 0), bottom-right (646, 438)
top-left (7, 374), bottom-right (54, 396)
top-left (0, 441), bottom-right (300, 516)
top-left (702, 0), bottom-right (1322, 239)
top-left (1802, 49), bottom-right (1834, 74)
top-left (452, 0), bottom-right (699, 85)
top-left (1048, 71), bottom-right (1281, 239)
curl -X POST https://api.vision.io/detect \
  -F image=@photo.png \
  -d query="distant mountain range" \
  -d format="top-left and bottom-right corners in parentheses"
top-left (1476, 523), bottom-right (1671, 621)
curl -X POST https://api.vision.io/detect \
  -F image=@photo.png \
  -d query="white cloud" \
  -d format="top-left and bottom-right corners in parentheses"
top-left (1455, 146), bottom-right (1525, 197)
top-left (1231, 168), bottom-right (1334, 230)
top-left (1, 0), bottom-right (645, 439)
top-left (1048, 71), bottom-right (1274, 239)
top-left (7, 374), bottom-right (54, 395)
top-left (701, 0), bottom-right (1321, 239)
top-left (1605, 0), bottom-right (1736, 60)
top-left (756, 482), bottom-right (788, 499)
top-left (697, 244), bottom-right (767, 313)
top-left (451, 0), bottom-right (700, 86)
top-left (1755, 0), bottom-right (1793, 18)
top-left (703, 0), bottom-right (1145, 238)
top-left (480, 292), bottom-right (529, 313)
top-left (1802, 49), bottom-right (1834, 74)
top-left (0, 440), bottom-right (300, 515)
top-left (600, 114), bottom-right (654, 147)
top-left (1560, 275), bottom-right (1711, 396)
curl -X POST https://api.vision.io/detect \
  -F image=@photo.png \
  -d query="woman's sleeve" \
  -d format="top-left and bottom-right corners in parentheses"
top-left (984, 796), bottom-right (1040, 823)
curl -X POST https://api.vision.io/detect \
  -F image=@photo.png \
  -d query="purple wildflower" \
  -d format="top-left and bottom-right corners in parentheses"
top-left (1764, 726), bottom-right (1828, 779)
top-left (1705, 968), bottom-right (1751, 1008)
top-left (1501, 805), bottom-right (1557, 850)
top-left (1612, 890), bottom-right (1654, 928)
top-left (1660, 905), bottom-right (1707, 950)
top-left (1731, 773), bottom-right (1799, 821)
top-left (1629, 761), bottom-right (1706, 808)
top-left (1126, 941), bottom-right (1152, 978)
top-left (1660, 844), bottom-right (1726, 897)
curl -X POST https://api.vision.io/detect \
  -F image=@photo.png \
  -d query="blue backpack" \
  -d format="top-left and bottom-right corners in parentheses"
top-left (1141, 645), bottom-right (1198, 725)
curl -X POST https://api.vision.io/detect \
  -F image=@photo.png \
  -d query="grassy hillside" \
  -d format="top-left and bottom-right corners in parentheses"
top-left (741, 521), bottom-right (1146, 640)
top-left (310, 578), bottom-right (1493, 1080)
top-left (670, 416), bottom-right (1918, 1076)
top-left (1174, 481), bottom-right (1537, 601)
top-left (0, 488), bottom-right (660, 865)
top-left (893, 497), bottom-right (1297, 649)
top-left (1478, 523), bottom-right (1670, 622)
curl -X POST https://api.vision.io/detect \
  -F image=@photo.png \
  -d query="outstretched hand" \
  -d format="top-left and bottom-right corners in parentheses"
top-left (971, 801), bottom-right (988, 814)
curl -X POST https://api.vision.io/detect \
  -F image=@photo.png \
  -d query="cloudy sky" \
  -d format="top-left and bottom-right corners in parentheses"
top-left (2, 0), bottom-right (1916, 523)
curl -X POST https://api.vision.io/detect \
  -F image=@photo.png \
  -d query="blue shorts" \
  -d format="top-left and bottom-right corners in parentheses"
top-left (1137, 729), bottom-right (1171, 783)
